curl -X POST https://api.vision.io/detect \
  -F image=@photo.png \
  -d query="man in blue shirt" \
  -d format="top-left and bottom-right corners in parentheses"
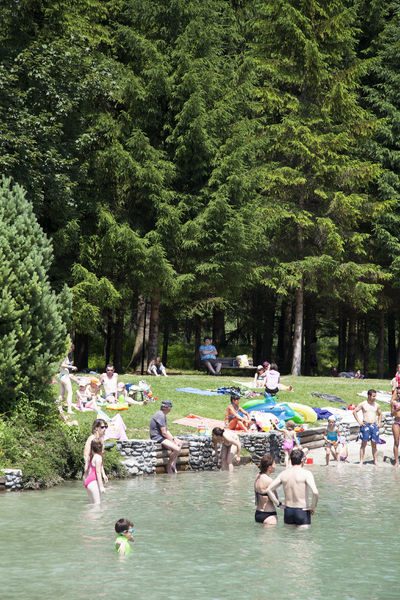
top-left (199, 336), bottom-right (222, 376)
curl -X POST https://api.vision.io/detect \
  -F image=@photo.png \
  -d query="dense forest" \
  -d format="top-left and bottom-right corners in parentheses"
top-left (1, 0), bottom-right (400, 377)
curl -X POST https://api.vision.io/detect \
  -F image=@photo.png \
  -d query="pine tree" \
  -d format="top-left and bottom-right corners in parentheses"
top-left (0, 177), bottom-right (70, 415)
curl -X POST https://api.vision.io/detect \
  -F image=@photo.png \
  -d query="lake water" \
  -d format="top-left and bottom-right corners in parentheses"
top-left (0, 464), bottom-right (398, 600)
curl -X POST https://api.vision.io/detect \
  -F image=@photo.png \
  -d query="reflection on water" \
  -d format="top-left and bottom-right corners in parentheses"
top-left (0, 465), bottom-right (398, 600)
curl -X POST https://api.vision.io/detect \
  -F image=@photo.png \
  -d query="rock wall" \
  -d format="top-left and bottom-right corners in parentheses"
top-left (0, 469), bottom-right (22, 491)
top-left (117, 432), bottom-right (283, 477)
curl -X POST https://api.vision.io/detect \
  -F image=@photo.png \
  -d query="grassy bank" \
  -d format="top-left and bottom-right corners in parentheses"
top-left (71, 372), bottom-right (392, 438)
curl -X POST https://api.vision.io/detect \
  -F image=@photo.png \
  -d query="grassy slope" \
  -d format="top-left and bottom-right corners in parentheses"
top-left (69, 373), bottom-right (392, 439)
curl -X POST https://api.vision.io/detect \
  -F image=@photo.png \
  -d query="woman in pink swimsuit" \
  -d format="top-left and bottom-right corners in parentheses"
top-left (84, 440), bottom-right (106, 503)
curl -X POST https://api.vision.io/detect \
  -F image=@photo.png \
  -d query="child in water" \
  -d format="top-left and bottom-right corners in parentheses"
top-left (281, 420), bottom-right (300, 467)
top-left (323, 415), bottom-right (339, 465)
top-left (84, 439), bottom-right (106, 503)
top-left (115, 518), bottom-right (135, 556)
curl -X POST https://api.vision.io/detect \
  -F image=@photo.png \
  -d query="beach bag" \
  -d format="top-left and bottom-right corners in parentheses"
top-left (236, 354), bottom-right (249, 367)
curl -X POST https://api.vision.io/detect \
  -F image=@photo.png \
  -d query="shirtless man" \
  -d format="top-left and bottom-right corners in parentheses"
top-left (353, 389), bottom-right (382, 465)
top-left (390, 386), bottom-right (400, 466)
top-left (149, 401), bottom-right (183, 474)
top-left (254, 454), bottom-right (278, 526)
top-left (100, 364), bottom-right (118, 403)
top-left (211, 427), bottom-right (241, 472)
top-left (266, 448), bottom-right (318, 528)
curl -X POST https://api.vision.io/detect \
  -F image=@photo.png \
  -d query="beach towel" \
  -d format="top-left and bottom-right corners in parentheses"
top-left (357, 390), bottom-right (391, 404)
top-left (311, 392), bottom-right (346, 404)
top-left (96, 410), bottom-right (128, 441)
top-left (173, 414), bottom-right (225, 429)
top-left (176, 387), bottom-right (220, 396)
top-left (313, 408), bottom-right (334, 420)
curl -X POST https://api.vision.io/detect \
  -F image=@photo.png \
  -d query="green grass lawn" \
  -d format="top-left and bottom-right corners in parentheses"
top-left (66, 372), bottom-right (392, 439)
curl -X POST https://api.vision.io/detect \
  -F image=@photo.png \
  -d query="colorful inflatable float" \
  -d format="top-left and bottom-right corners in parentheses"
top-left (242, 397), bottom-right (318, 424)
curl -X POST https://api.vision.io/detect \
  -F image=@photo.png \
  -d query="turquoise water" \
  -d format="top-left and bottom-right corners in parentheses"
top-left (0, 464), bottom-right (399, 600)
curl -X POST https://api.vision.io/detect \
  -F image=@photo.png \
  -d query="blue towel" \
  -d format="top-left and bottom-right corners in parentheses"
top-left (176, 387), bottom-right (220, 396)
top-left (311, 392), bottom-right (346, 404)
top-left (313, 408), bottom-right (334, 420)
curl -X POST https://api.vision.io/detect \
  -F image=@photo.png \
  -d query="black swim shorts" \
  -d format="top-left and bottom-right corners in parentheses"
top-left (284, 507), bottom-right (311, 526)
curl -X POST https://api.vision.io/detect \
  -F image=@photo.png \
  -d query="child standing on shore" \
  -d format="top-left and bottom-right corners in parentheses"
top-left (281, 421), bottom-right (300, 467)
top-left (324, 415), bottom-right (339, 465)
top-left (115, 518), bottom-right (135, 556)
top-left (84, 440), bottom-right (106, 504)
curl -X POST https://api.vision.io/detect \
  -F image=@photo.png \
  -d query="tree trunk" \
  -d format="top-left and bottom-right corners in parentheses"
top-left (194, 315), bottom-right (202, 369)
top-left (147, 289), bottom-right (161, 363)
top-left (304, 298), bottom-right (317, 376)
top-left (104, 309), bottom-right (113, 368)
top-left (377, 311), bottom-right (385, 378)
top-left (127, 296), bottom-right (147, 370)
top-left (113, 309), bottom-right (124, 373)
top-left (277, 300), bottom-right (293, 373)
top-left (74, 332), bottom-right (89, 371)
top-left (338, 308), bottom-right (347, 372)
top-left (388, 312), bottom-right (396, 374)
top-left (291, 284), bottom-right (304, 376)
top-left (346, 313), bottom-right (356, 371)
top-left (363, 317), bottom-right (370, 377)
top-left (212, 308), bottom-right (226, 348)
top-left (162, 316), bottom-right (170, 367)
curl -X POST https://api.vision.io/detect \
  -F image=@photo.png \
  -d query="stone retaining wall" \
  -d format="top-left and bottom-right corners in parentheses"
top-left (0, 469), bottom-right (23, 491)
top-left (117, 431), bottom-right (283, 477)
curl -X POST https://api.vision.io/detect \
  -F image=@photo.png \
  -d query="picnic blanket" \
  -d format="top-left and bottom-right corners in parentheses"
top-left (176, 387), bottom-right (220, 396)
top-left (357, 390), bottom-right (391, 404)
top-left (173, 414), bottom-right (225, 429)
top-left (96, 410), bottom-right (128, 441)
top-left (311, 392), bottom-right (346, 404)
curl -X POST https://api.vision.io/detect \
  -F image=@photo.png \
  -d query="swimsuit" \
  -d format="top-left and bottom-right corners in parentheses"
top-left (84, 461), bottom-right (97, 488)
top-left (283, 439), bottom-right (295, 452)
top-left (359, 422), bottom-right (380, 443)
top-left (325, 430), bottom-right (338, 446)
top-left (284, 507), bottom-right (311, 526)
top-left (255, 510), bottom-right (277, 523)
top-left (254, 487), bottom-right (277, 523)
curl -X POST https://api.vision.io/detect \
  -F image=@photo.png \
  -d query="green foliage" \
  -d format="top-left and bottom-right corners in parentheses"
top-left (0, 177), bottom-right (70, 415)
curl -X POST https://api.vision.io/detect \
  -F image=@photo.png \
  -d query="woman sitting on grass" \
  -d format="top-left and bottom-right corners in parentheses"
top-left (224, 391), bottom-right (252, 431)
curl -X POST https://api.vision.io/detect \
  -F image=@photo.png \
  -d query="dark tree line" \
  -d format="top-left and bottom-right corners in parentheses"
top-left (1, 0), bottom-right (400, 376)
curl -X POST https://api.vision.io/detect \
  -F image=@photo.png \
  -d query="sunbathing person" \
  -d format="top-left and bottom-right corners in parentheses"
top-left (225, 391), bottom-right (251, 431)
top-left (265, 363), bottom-right (293, 395)
top-left (253, 365), bottom-right (267, 388)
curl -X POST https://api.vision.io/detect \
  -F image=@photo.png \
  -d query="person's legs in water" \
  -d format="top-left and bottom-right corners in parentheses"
top-left (371, 441), bottom-right (378, 465)
top-left (86, 480), bottom-right (101, 504)
top-left (162, 438), bottom-right (183, 474)
top-left (325, 444), bottom-right (331, 466)
top-left (223, 445), bottom-right (236, 473)
top-left (360, 439), bottom-right (368, 465)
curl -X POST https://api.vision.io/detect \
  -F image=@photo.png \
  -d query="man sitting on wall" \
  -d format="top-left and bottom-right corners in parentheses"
top-left (199, 336), bottom-right (222, 376)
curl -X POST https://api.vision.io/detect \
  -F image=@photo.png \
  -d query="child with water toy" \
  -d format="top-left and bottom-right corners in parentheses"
top-left (84, 439), bottom-right (106, 504)
top-left (281, 421), bottom-right (300, 467)
top-left (115, 518), bottom-right (135, 556)
top-left (323, 415), bottom-right (339, 465)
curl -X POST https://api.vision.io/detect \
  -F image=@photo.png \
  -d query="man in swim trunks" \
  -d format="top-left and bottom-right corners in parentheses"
top-left (266, 448), bottom-right (319, 528)
top-left (353, 389), bottom-right (382, 465)
top-left (149, 401), bottom-right (183, 474)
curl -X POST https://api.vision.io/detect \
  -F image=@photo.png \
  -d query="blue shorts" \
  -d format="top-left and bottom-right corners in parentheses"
top-left (360, 423), bottom-right (380, 443)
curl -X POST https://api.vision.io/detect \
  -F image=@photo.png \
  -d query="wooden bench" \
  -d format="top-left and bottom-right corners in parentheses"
top-left (218, 357), bottom-right (256, 370)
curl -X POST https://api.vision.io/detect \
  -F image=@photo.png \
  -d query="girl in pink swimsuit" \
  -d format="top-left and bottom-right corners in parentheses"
top-left (84, 440), bottom-right (106, 504)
